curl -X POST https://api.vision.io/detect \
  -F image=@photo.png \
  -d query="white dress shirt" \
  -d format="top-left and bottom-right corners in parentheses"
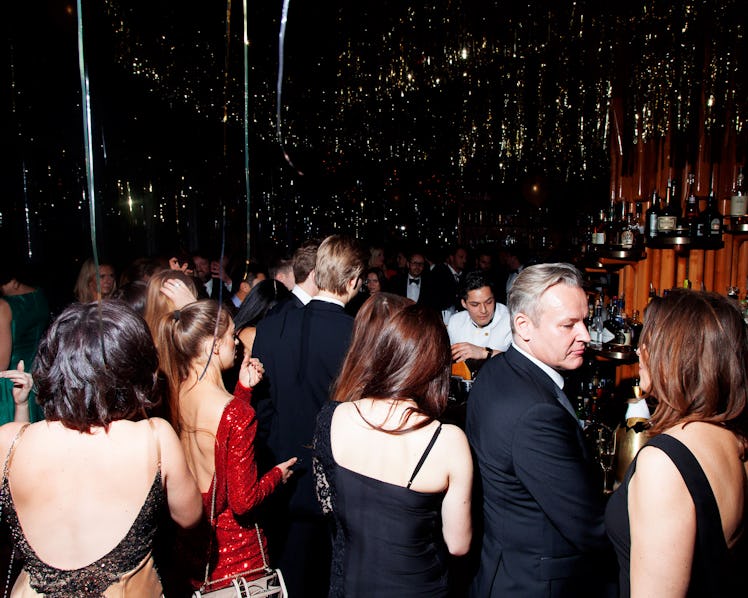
top-left (447, 304), bottom-right (512, 352)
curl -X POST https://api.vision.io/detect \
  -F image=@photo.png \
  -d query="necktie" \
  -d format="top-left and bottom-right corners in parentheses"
top-left (409, 278), bottom-right (420, 285)
top-left (554, 384), bottom-right (581, 425)
top-left (554, 386), bottom-right (582, 427)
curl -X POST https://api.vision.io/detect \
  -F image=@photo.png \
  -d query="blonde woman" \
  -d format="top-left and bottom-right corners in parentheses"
top-left (73, 258), bottom-right (117, 303)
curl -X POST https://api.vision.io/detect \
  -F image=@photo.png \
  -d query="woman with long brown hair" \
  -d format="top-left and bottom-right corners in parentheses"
top-left (605, 289), bottom-right (748, 596)
top-left (314, 297), bottom-right (473, 597)
top-left (156, 299), bottom-right (296, 591)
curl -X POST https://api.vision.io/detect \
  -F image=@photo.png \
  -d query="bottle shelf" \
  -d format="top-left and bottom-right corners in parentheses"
top-left (594, 247), bottom-right (647, 261)
top-left (725, 223), bottom-right (748, 234)
top-left (587, 344), bottom-right (638, 363)
top-left (645, 237), bottom-right (724, 250)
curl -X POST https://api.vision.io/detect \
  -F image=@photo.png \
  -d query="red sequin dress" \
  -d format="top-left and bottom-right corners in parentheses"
top-left (200, 383), bottom-right (283, 588)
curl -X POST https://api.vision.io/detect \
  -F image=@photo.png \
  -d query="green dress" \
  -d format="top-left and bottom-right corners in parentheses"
top-left (0, 289), bottom-right (49, 424)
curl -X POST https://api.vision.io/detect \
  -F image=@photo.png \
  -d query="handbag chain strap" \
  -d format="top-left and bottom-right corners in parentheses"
top-left (201, 471), bottom-right (218, 589)
top-left (201, 450), bottom-right (272, 590)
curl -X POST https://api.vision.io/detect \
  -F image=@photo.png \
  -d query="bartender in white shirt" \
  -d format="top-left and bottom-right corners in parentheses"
top-left (448, 271), bottom-right (512, 362)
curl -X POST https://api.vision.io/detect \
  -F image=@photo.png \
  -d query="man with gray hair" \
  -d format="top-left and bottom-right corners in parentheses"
top-left (466, 263), bottom-right (613, 598)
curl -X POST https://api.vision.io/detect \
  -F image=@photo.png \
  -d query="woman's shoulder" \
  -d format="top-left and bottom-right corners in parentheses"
top-left (0, 422), bottom-right (29, 461)
top-left (433, 423), bottom-right (471, 459)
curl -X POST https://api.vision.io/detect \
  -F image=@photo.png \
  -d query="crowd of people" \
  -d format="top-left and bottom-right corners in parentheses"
top-left (0, 237), bottom-right (747, 597)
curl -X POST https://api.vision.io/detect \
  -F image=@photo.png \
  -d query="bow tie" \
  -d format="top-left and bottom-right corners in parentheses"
top-left (409, 278), bottom-right (420, 285)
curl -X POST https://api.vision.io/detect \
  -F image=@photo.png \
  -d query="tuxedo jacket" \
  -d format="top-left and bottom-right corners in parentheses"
top-left (465, 347), bottom-right (612, 598)
top-left (390, 272), bottom-right (434, 305)
top-left (265, 292), bottom-right (304, 318)
top-left (428, 262), bottom-right (462, 311)
top-left (252, 299), bottom-right (353, 516)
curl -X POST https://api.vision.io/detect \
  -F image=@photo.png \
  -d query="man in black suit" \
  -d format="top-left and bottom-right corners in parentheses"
top-left (252, 234), bottom-right (365, 598)
top-left (466, 263), bottom-right (612, 598)
top-left (391, 250), bottom-right (432, 305)
top-left (429, 245), bottom-right (468, 323)
top-left (267, 239), bottom-right (320, 316)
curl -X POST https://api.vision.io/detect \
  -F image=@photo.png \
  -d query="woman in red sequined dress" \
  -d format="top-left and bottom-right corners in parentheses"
top-left (157, 299), bottom-right (296, 590)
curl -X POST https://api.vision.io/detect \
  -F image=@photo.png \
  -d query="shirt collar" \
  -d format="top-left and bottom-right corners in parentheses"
top-left (511, 342), bottom-right (565, 389)
top-left (292, 285), bottom-right (312, 305)
top-left (470, 309), bottom-right (498, 330)
top-left (312, 295), bottom-right (345, 308)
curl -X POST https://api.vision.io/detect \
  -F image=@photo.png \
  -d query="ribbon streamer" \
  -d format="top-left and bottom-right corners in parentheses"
top-left (276, 0), bottom-right (303, 175)
top-left (76, 0), bottom-right (107, 364)
top-left (243, 0), bottom-right (252, 267)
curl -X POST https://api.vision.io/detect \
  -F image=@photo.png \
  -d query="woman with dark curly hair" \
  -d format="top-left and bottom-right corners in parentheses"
top-left (0, 301), bottom-right (202, 597)
top-left (606, 289), bottom-right (748, 597)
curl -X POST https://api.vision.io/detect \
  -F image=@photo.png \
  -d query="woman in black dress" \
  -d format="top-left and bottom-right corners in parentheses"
top-left (605, 289), bottom-right (748, 597)
top-left (314, 295), bottom-right (473, 597)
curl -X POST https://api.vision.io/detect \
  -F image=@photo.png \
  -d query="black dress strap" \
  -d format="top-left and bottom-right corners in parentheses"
top-left (645, 434), bottom-right (728, 597)
top-left (407, 423), bottom-right (442, 489)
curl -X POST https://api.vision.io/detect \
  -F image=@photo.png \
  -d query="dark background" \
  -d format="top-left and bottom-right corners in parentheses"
top-left (1, 1), bottom-right (746, 294)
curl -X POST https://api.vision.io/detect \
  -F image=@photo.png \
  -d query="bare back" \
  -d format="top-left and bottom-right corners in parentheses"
top-left (329, 399), bottom-right (473, 555)
top-left (2, 419), bottom-right (161, 570)
top-left (178, 378), bottom-right (232, 492)
top-left (330, 400), bottom-right (452, 492)
top-left (660, 422), bottom-right (747, 546)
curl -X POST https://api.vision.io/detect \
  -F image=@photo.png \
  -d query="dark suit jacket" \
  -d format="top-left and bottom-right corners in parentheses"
top-left (428, 262), bottom-right (462, 311)
top-left (252, 299), bottom-right (353, 516)
top-left (465, 347), bottom-right (612, 598)
top-left (265, 292), bottom-right (304, 318)
top-left (390, 272), bottom-right (434, 306)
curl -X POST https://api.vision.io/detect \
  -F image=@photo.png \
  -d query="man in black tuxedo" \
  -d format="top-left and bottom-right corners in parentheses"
top-left (429, 245), bottom-right (468, 323)
top-left (266, 239), bottom-right (320, 316)
top-left (252, 235), bottom-right (365, 598)
top-left (391, 250), bottom-right (432, 305)
top-left (466, 263), bottom-right (613, 598)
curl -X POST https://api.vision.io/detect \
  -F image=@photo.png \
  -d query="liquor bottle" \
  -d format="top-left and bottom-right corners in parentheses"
top-left (603, 298), bottom-right (632, 346)
top-left (729, 166), bottom-right (745, 226)
top-left (657, 179), bottom-right (679, 236)
top-left (644, 190), bottom-right (661, 241)
top-left (647, 282), bottom-right (658, 303)
top-left (683, 173), bottom-right (700, 240)
top-left (591, 209), bottom-right (607, 247)
top-left (699, 187), bottom-right (723, 239)
top-left (589, 299), bottom-right (605, 349)
top-left (629, 309), bottom-right (643, 348)
top-left (620, 203), bottom-right (638, 249)
top-left (607, 202), bottom-right (623, 248)
top-left (635, 201), bottom-right (645, 237)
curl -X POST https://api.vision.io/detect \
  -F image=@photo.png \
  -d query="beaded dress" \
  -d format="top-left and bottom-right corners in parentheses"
top-left (198, 383), bottom-right (283, 589)
top-left (1, 425), bottom-right (165, 597)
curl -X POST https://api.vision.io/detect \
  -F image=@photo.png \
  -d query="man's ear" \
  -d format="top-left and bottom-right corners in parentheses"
top-left (461, 298), bottom-right (468, 310)
top-left (513, 312), bottom-right (533, 342)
